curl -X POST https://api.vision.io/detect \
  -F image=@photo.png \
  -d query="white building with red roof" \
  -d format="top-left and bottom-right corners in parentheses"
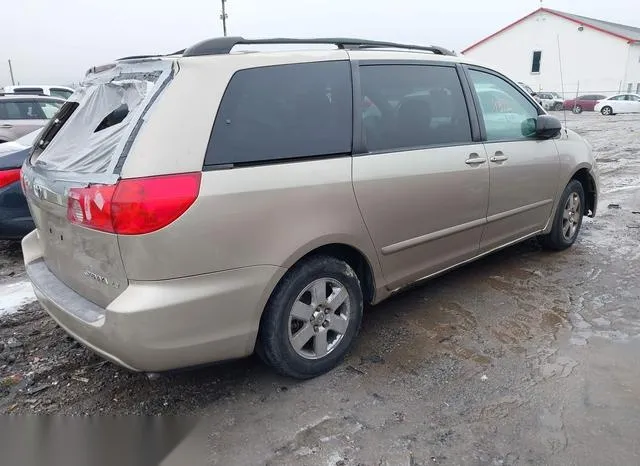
top-left (462, 8), bottom-right (640, 97)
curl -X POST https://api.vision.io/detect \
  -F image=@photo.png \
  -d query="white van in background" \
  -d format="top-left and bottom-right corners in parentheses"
top-left (1, 85), bottom-right (74, 99)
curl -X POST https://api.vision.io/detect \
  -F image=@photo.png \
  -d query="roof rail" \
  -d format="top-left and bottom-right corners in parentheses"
top-left (182, 37), bottom-right (456, 57)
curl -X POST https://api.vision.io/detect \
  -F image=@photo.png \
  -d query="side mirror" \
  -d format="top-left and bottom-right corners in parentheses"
top-left (530, 92), bottom-right (538, 97)
top-left (522, 115), bottom-right (562, 139)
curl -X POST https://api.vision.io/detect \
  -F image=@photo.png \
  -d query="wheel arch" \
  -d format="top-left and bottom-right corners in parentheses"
top-left (543, 164), bottom-right (597, 234)
top-left (280, 241), bottom-right (379, 306)
top-left (570, 167), bottom-right (597, 217)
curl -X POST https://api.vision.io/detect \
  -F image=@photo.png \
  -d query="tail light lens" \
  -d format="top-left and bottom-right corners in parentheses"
top-left (67, 172), bottom-right (201, 235)
top-left (0, 169), bottom-right (21, 189)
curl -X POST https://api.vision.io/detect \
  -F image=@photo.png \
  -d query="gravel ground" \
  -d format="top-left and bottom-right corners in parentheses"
top-left (1, 111), bottom-right (640, 464)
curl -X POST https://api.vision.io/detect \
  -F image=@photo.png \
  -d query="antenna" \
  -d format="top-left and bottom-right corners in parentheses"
top-left (556, 34), bottom-right (567, 134)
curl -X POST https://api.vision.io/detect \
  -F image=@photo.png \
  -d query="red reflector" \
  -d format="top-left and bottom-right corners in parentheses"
top-left (0, 169), bottom-right (21, 189)
top-left (67, 173), bottom-right (201, 235)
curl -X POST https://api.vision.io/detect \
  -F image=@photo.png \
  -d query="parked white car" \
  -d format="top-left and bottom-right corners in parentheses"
top-left (594, 94), bottom-right (640, 115)
top-left (537, 92), bottom-right (564, 111)
top-left (1, 85), bottom-right (74, 100)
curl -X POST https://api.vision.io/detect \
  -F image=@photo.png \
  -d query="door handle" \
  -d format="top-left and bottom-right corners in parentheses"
top-left (490, 151), bottom-right (508, 163)
top-left (465, 153), bottom-right (487, 165)
top-left (0, 124), bottom-right (13, 128)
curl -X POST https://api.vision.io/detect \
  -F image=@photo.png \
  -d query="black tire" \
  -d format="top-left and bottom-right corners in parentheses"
top-left (572, 105), bottom-right (583, 114)
top-left (257, 255), bottom-right (363, 379)
top-left (541, 180), bottom-right (585, 251)
top-left (601, 106), bottom-right (613, 116)
top-left (554, 102), bottom-right (563, 111)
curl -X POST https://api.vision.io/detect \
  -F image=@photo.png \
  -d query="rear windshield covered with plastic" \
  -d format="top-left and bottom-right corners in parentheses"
top-left (30, 59), bottom-right (173, 174)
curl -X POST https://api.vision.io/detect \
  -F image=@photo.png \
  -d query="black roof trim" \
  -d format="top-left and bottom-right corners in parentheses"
top-left (182, 36), bottom-right (456, 57)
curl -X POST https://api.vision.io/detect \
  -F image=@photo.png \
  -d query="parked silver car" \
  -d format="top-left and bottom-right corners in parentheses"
top-left (0, 95), bottom-right (64, 143)
top-left (538, 92), bottom-right (564, 111)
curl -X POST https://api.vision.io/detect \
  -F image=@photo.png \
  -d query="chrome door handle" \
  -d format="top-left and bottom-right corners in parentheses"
top-left (465, 153), bottom-right (486, 165)
top-left (490, 152), bottom-right (508, 163)
top-left (0, 124), bottom-right (13, 128)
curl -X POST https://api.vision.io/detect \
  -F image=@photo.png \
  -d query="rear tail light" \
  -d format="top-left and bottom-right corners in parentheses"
top-left (67, 172), bottom-right (201, 235)
top-left (0, 169), bottom-right (21, 189)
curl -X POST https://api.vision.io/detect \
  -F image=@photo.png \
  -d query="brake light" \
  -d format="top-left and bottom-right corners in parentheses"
top-left (0, 169), bottom-right (21, 189)
top-left (67, 172), bottom-right (201, 235)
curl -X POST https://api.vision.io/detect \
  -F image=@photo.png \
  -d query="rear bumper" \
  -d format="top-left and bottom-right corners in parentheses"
top-left (22, 230), bottom-right (285, 372)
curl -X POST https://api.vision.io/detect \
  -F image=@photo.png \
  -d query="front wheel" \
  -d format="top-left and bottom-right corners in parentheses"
top-left (601, 106), bottom-right (613, 116)
top-left (257, 256), bottom-right (363, 379)
top-left (540, 180), bottom-right (585, 251)
top-left (572, 105), bottom-right (583, 114)
top-left (553, 102), bottom-right (563, 111)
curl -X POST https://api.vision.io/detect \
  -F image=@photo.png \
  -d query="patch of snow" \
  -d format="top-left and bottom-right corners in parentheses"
top-left (0, 280), bottom-right (36, 316)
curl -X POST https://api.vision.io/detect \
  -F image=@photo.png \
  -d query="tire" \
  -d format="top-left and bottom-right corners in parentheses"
top-left (572, 105), bottom-right (583, 114)
top-left (257, 255), bottom-right (363, 379)
top-left (541, 180), bottom-right (585, 251)
top-left (601, 106), bottom-right (613, 116)
top-left (554, 102), bottom-right (563, 111)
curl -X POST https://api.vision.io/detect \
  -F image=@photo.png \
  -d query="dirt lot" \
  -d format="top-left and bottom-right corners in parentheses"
top-left (1, 112), bottom-right (640, 464)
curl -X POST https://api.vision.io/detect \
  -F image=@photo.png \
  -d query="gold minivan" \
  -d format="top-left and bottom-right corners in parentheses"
top-left (21, 37), bottom-right (598, 378)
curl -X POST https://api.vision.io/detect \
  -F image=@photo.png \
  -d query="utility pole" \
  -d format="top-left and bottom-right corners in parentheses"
top-left (7, 59), bottom-right (15, 85)
top-left (220, 0), bottom-right (228, 36)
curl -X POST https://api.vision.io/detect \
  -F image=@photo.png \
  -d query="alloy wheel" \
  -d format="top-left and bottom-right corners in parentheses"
top-left (288, 277), bottom-right (351, 360)
top-left (562, 192), bottom-right (581, 241)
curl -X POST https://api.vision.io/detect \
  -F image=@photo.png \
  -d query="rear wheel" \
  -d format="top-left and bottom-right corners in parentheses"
top-left (601, 106), bottom-right (613, 116)
top-left (572, 105), bottom-right (583, 114)
top-left (541, 180), bottom-right (585, 251)
top-left (553, 102), bottom-right (563, 111)
top-left (257, 256), bottom-right (363, 379)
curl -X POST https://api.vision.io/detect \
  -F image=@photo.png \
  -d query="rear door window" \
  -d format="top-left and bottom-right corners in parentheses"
top-left (205, 61), bottom-right (353, 166)
top-left (358, 64), bottom-right (472, 152)
top-left (38, 101), bottom-right (62, 118)
top-left (0, 100), bottom-right (47, 119)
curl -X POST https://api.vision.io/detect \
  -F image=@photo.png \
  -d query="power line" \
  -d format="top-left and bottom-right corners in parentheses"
top-left (7, 59), bottom-right (15, 85)
top-left (220, 0), bottom-right (228, 37)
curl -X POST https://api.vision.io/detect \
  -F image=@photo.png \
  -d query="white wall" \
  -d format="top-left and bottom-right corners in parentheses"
top-left (624, 44), bottom-right (640, 94)
top-left (462, 11), bottom-right (631, 97)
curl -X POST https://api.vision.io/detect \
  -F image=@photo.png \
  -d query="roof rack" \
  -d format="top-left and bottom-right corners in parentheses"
top-left (182, 37), bottom-right (456, 57)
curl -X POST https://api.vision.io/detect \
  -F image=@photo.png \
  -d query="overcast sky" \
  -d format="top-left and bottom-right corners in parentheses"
top-left (3, 0), bottom-right (639, 85)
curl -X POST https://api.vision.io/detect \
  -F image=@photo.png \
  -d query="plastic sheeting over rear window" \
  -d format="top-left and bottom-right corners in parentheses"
top-left (31, 59), bottom-right (173, 174)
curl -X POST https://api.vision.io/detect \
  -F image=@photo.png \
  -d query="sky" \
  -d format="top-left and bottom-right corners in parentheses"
top-left (3, 0), bottom-right (640, 86)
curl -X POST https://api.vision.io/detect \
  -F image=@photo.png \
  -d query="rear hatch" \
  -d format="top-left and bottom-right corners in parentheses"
top-left (21, 59), bottom-right (175, 308)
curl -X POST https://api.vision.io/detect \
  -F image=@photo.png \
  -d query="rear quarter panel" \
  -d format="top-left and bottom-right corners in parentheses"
top-left (117, 157), bottom-right (385, 294)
